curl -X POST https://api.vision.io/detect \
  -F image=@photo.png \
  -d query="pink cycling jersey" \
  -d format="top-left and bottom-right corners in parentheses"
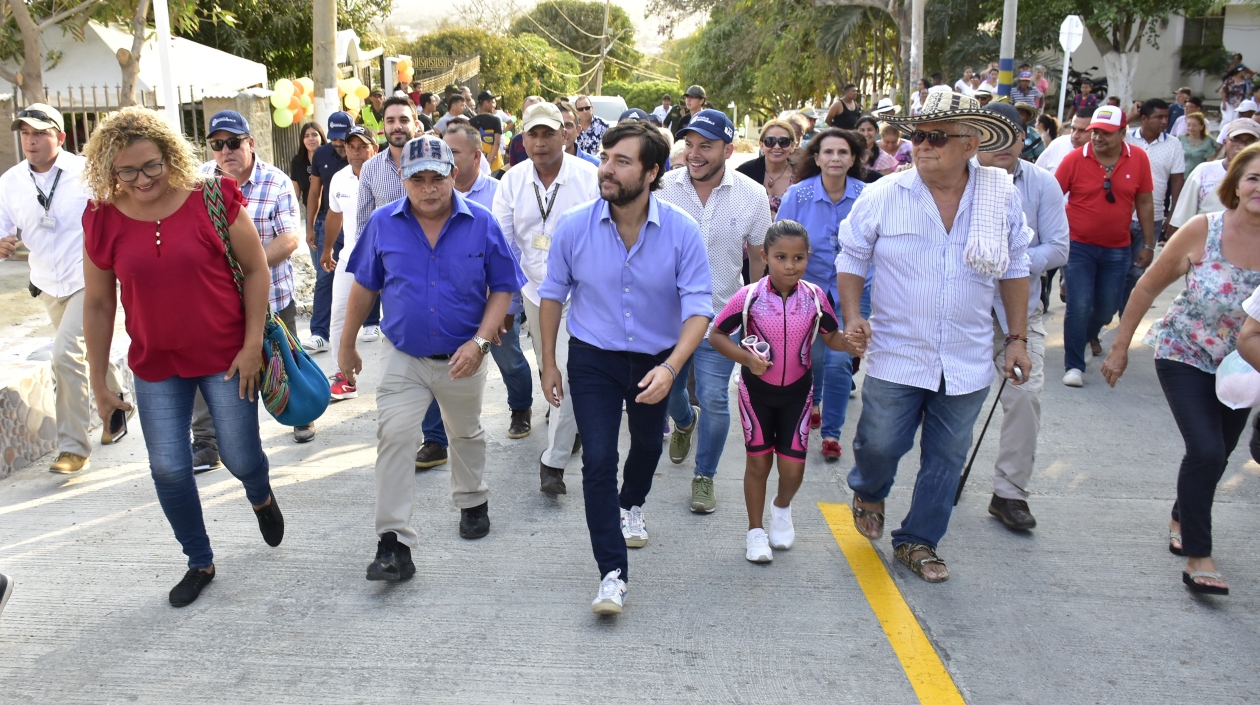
top-left (714, 277), bottom-right (839, 386)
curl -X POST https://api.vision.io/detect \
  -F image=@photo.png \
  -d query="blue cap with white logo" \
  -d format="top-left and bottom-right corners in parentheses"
top-left (679, 108), bottom-right (735, 143)
top-left (401, 135), bottom-right (455, 179)
top-left (327, 111), bottom-right (353, 140)
top-left (207, 110), bottom-right (250, 136)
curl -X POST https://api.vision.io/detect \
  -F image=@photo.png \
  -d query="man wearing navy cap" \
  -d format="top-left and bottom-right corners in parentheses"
top-left (658, 108), bottom-right (771, 514)
top-left (341, 135), bottom-right (525, 582)
top-left (619, 108), bottom-right (650, 122)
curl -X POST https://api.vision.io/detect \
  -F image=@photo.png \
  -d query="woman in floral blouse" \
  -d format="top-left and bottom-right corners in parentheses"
top-left (1102, 143), bottom-right (1260, 597)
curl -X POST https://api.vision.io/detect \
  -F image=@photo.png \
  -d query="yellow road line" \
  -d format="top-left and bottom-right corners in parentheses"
top-left (818, 502), bottom-right (967, 705)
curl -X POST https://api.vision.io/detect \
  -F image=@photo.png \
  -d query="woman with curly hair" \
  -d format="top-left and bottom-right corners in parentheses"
top-left (80, 107), bottom-right (282, 608)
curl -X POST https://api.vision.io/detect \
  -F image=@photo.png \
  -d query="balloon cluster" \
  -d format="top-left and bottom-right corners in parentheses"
top-left (396, 57), bottom-right (413, 87)
top-left (336, 75), bottom-right (372, 112)
top-left (271, 77), bottom-right (314, 128)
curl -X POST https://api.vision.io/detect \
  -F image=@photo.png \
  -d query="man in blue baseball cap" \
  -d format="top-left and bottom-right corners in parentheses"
top-left (341, 134), bottom-right (525, 582)
top-left (302, 111), bottom-right (358, 358)
top-left (657, 107), bottom-right (772, 521)
top-left (619, 108), bottom-right (650, 122)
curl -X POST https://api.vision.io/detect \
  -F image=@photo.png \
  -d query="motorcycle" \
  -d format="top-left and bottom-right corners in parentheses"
top-left (1066, 66), bottom-right (1108, 104)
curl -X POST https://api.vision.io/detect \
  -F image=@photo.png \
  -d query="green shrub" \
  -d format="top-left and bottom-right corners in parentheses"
top-left (602, 80), bottom-right (684, 113)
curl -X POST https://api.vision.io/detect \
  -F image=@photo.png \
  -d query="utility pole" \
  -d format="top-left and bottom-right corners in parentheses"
top-left (313, 0), bottom-right (338, 126)
top-left (593, 0), bottom-right (610, 96)
top-left (997, 0), bottom-right (1018, 99)
top-left (152, 0), bottom-right (181, 130)
top-left (909, 0), bottom-right (925, 92)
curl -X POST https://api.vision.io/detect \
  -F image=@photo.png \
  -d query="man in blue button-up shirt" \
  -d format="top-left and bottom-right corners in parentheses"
top-left (538, 121), bottom-right (713, 615)
top-left (340, 136), bottom-right (525, 583)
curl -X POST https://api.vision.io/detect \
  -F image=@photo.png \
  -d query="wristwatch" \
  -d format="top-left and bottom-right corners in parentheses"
top-left (472, 335), bottom-right (491, 355)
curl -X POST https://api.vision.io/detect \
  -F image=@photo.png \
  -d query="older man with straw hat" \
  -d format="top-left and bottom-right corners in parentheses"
top-left (836, 90), bottom-right (1033, 583)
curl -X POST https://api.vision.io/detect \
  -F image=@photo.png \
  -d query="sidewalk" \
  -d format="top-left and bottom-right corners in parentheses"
top-left (0, 293), bottom-right (1257, 704)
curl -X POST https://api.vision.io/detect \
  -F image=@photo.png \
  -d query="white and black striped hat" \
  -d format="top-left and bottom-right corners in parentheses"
top-left (882, 91), bottom-right (1020, 152)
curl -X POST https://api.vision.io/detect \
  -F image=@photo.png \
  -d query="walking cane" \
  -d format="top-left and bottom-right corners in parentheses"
top-left (954, 375), bottom-right (1009, 506)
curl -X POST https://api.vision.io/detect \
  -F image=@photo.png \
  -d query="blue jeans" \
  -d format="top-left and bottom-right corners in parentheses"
top-left (568, 338), bottom-right (671, 582)
top-left (134, 372), bottom-right (272, 570)
top-left (812, 285), bottom-right (871, 439)
top-left (1063, 241), bottom-right (1130, 372)
top-left (667, 336), bottom-right (736, 478)
top-left (309, 211), bottom-right (341, 340)
top-left (422, 313), bottom-right (533, 447)
top-left (847, 375), bottom-right (987, 549)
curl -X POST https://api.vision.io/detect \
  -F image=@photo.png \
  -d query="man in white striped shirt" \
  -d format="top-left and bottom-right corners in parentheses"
top-left (836, 91), bottom-right (1033, 583)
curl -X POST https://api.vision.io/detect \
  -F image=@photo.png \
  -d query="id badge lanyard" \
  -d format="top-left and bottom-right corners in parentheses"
top-left (30, 167), bottom-right (62, 231)
top-left (531, 181), bottom-right (560, 251)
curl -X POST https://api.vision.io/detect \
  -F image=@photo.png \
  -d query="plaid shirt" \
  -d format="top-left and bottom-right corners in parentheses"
top-left (354, 149), bottom-right (405, 241)
top-left (200, 157), bottom-right (300, 311)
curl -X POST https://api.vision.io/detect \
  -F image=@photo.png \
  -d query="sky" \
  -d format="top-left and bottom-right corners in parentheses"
top-left (387, 0), bottom-right (705, 54)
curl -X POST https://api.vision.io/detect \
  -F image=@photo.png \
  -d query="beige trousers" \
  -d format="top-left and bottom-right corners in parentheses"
top-left (990, 307), bottom-right (1047, 501)
top-left (522, 297), bottom-right (579, 469)
top-left (40, 289), bottom-right (125, 457)
top-left (375, 338), bottom-right (489, 548)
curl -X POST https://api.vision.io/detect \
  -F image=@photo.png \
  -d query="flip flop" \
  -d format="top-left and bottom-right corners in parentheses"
top-left (850, 496), bottom-right (884, 540)
top-left (1168, 531), bottom-right (1183, 556)
top-left (1183, 571), bottom-right (1229, 595)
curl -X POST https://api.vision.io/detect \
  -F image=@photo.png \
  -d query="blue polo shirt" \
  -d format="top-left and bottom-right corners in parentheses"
top-left (774, 174), bottom-right (867, 301)
top-left (539, 195), bottom-right (713, 355)
top-left (311, 142), bottom-right (348, 216)
top-left (347, 190), bottom-right (525, 358)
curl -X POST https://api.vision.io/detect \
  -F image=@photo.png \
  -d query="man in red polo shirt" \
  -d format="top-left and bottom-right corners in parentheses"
top-left (1055, 105), bottom-right (1155, 388)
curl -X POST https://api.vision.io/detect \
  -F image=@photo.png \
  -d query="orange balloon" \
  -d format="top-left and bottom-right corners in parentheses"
top-left (292, 81), bottom-right (305, 97)
top-left (288, 95), bottom-right (300, 110)
top-left (293, 107), bottom-right (306, 123)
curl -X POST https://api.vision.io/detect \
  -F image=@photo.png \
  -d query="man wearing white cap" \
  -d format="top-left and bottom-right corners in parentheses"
top-left (492, 102), bottom-right (600, 495)
top-left (1169, 118), bottom-right (1260, 239)
top-left (0, 104), bottom-right (128, 474)
top-left (340, 135), bottom-right (525, 581)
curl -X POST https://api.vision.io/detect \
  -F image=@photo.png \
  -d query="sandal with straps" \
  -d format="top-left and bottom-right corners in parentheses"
top-left (895, 543), bottom-right (950, 583)
top-left (851, 496), bottom-right (884, 540)
top-left (1168, 531), bottom-right (1183, 556)
top-left (1183, 570), bottom-right (1229, 595)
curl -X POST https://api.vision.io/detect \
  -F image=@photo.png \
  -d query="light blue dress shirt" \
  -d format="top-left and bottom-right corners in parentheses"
top-left (774, 174), bottom-right (866, 302)
top-left (539, 195), bottom-right (714, 355)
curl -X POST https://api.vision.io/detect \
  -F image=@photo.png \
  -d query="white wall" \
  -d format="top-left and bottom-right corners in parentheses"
top-left (1067, 15), bottom-right (1184, 102)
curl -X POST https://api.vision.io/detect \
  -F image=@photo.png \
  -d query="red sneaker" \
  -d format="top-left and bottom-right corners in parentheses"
top-left (821, 439), bottom-right (842, 462)
top-left (810, 410), bottom-right (821, 429)
top-left (329, 371), bottom-right (358, 400)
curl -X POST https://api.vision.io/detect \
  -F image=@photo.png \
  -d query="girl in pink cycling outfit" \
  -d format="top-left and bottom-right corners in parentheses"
top-left (710, 220), bottom-right (856, 563)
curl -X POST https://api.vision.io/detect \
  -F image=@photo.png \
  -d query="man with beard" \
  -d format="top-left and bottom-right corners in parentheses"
top-left (656, 109), bottom-right (771, 513)
top-left (538, 121), bottom-right (712, 614)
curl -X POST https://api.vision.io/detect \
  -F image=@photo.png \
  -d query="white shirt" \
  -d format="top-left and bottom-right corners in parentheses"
top-left (327, 165), bottom-right (360, 271)
top-left (0, 150), bottom-right (90, 297)
top-left (1170, 160), bottom-right (1227, 228)
top-left (1035, 134), bottom-right (1075, 174)
top-left (1126, 128), bottom-right (1184, 219)
top-left (835, 166), bottom-right (1032, 395)
top-left (657, 165), bottom-right (772, 325)
top-left (491, 153), bottom-right (600, 305)
top-left (928, 85), bottom-right (953, 94)
top-left (954, 78), bottom-right (973, 95)
top-left (1170, 115), bottom-right (1188, 137)
top-left (652, 104), bottom-right (671, 122)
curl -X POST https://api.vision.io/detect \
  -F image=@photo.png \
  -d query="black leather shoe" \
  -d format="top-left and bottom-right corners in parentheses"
top-left (169, 567), bottom-right (215, 607)
top-left (459, 502), bottom-right (490, 539)
top-left (540, 463), bottom-right (566, 496)
top-left (508, 408), bottom-right (532, 439)
top-left (192, 440), bottom-right (221, 474)
top-left (293, 423), bottom-right (316, 443)
top-left (253, 494), bottom-right (284, 547)
top-left (366, 532), bottom-right (415, 581)
top-left (415, 441), bottom-right (448, 469)
top-left (988, 494), bottom-right (1037, 531)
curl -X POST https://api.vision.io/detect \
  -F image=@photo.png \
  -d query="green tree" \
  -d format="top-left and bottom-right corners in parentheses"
top-left (398, 28), bottom-right (581, 111)
top-left (509, 0), bottom-right (642, 90)
top-left (602, 79), bottom-right (683, 112)
top-left (0, 0), bottom-right (111, 104)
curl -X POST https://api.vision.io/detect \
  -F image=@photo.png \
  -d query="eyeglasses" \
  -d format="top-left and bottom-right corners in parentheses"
top-left (576, 106), bottom-right (592, 112)
top-left (17, 109), bottom-right (55, 125)
top-left (763, 136), bottom-right (793, 149)
top-left (1231, 135), bottom-right (1258, 146)
top-left (208, 136), bottom-right (249, 152)
top-left (909, 130), bottom-right (970, 147)
top-left (1102, 178), bottom-right (1116, 204)
top-left (114, 160), bottom-right (165, 183)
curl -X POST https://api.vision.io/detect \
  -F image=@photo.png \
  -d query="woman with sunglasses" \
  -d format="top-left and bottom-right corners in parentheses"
top-left (855, 116), bottom-right (896, 178)
top-left (1102, 143), bottom-right (1260, 597)
top-left (81, 107), bottom-right (282, 608)
top-left (289, 122), bottom-right (325, 206)
top-left (736, 120), bottom-right (798, 218)
top-left (773, 128), bottom-right (870, 461)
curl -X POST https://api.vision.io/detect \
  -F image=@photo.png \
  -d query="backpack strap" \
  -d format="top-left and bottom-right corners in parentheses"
top-left (741, 280), bottom-right (763, 337)
top-left (798, 280), bottom-right (825, 346)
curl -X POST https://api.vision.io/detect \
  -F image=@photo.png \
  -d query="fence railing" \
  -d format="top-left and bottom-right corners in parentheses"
top-left (9, 84), bottom-right (210, 154)
top-left (413, 56), bottom-right (481, 94)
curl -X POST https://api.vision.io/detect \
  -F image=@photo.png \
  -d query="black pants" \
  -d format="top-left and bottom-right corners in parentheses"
top-left (1155, 359), bottom-right (1251, 557)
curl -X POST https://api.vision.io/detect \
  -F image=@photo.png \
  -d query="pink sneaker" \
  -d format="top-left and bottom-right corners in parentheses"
top-left (330, 372), bottom-right (358, 400)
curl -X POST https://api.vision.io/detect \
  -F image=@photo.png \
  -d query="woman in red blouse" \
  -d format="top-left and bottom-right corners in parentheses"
top-left (81, 107), bottom-right (282, 608)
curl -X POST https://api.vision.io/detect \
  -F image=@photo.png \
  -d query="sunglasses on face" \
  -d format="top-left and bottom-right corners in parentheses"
top-left (114, 160), bottom-right (166, 183)
top-left (763, 136), bottom-right (793, 149)
top-left (576, 106), bottom-right (592, 112)
top-left (1231, 135), bottom-right (1258, 146)
top-left (910, 130), bottom-right (970, 146)
top-left (208, 136), bottom-right (249, 152)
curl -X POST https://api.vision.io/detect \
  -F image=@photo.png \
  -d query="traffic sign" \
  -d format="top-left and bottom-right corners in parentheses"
top-left (1060, 15), bottom-right (1084, 53)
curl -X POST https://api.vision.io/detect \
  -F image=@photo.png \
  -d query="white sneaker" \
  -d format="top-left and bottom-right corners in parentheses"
top-left (621, 506), bottom-right (648, 548)
top-left (302, 335), bottom-right (329, 354)
top-left (1062, 368), bottom-right (1083, 387)
top-left (591, 569), bottom-right (626, 615)
top-left (360, 325), bottom-right (381, 342)
top-left (746, 529), bottom-right (773, 563)
top-left (768, 501), bottom-right (794, 550)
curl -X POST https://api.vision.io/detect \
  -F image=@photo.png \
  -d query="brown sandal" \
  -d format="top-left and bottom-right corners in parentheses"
top-left (851, 496), bottom-right (884, 540)
top-left (894, 543), bottom-right (949, 583)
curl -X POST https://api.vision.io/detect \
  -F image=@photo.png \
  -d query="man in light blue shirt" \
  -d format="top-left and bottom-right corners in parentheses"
top-left (538, 121), bottom-right (712, 615)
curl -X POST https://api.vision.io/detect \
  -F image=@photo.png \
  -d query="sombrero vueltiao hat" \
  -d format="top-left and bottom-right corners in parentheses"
top-left (882, 90), bottom-right (1020, 152)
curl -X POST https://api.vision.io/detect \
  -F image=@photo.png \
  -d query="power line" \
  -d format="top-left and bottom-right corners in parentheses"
top-left (513, 5), bottom-right (603, 58)
top-left (541, 0), bottom-right (608, 40)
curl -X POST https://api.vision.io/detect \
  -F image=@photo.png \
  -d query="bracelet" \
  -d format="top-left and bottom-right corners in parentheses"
top-left (657, 362), bottom-right (677, 380)
top-left (1143, 245), bottom-right (1156, 251)
top-left (1004, 334), bottom-right (1028, 347)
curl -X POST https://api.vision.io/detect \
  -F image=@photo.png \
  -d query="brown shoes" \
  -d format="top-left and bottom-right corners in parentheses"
top-left (48, 452), bottom-right (89, 474)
